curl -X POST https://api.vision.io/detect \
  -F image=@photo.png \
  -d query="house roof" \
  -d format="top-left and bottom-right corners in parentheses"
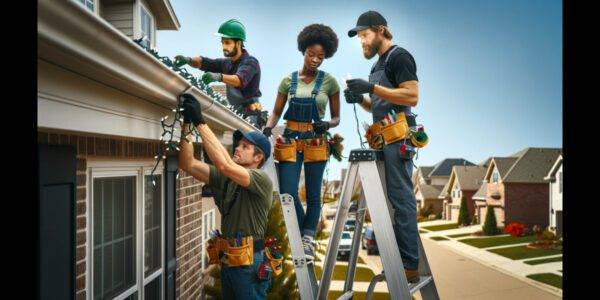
top-left (454, 165), bottom-right (488, 190)
top-left (544, 154), bottom-right (563, 181)
top-left (146, 0), bottom-right (180, 30)
top-left (438, 165), bottom-right (487, 198)
top-left (503, 148), bottom-right (562, 183)
top-left (479, 157), bottom-right (492, 167)
top-left (472, 182), bottom-right (487, 200)
top-left (417, 184), bottom-right (444, 199)
top-left (413, 166), bottom-right (434, 184)
top-left (429, 158), bottom-right (475, 177)
top-left (491, 157), bottom-right (519, 178)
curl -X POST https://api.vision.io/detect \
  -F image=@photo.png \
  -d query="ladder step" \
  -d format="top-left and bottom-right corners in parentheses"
top-left (336, 290), bottom-right (353, 300)
top-left (409, 276), bottom-right (433, 294)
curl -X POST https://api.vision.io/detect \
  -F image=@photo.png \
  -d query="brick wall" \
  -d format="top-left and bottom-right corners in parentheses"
top-left (175, 169), bottom-right (204, 299)
top-left (38, 130), bottom-right (206, 300)
top-left (504, 183), bottom-right (550, 228)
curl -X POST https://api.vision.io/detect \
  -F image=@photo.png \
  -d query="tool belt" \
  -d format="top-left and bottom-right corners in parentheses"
top-left (206, 236), bottom-right (263, 267)
top-left (284, 120), bottom-right (313, 132)
top-left (273, 138), bottom-right (329, 163)
top-left (366, 112), bottom-right (429, 150)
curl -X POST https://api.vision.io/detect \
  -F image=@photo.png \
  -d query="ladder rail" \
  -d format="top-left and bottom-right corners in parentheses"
top-left (317, 162), bottom-right (359, 300)
top-left (343, 191), bottom-right (367, 293)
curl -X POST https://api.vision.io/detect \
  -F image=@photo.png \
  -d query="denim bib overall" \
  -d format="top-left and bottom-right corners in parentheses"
top-left (369, 45), bottom-right (420, 269)
top-left (278, 70), bottom-right (327, 238)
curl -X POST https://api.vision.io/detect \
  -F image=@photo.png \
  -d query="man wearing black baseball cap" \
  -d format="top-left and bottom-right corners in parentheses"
top-left (177, 93), bottom-right (274, 298)
top-left (345, 10), bottom-right (422, 283)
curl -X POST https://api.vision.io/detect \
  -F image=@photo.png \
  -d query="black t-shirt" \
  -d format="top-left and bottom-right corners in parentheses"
top-left (372, 45), bottom-right (418, 87)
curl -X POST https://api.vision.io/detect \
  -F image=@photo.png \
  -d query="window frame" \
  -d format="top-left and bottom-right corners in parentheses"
top-left (74, 0), bottom-right (99, 15)
top-left (135, 0), bottom-right (156, 49)
top-left (201, 209), bottom-right (216, 271)
top-left (87, 160), bottom-right (164, 300)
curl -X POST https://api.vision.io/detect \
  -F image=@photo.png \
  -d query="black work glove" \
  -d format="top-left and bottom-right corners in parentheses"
top-left (262, 127), bottom-right (273, 138)
top-left (344, 88), bottom-right (364, 104)
top-left (173, 55), bottom-right (192, 68)
top-left (346, 78), bottom-right (375, 94)
top-left (180, 94), bottom-right (205, 126)
top-left (313, 121), bottom-right (330, 134)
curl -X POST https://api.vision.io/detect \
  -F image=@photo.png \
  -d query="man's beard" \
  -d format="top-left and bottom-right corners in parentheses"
top-left (363, 37), bottom-right (382, 59)
top-left (223, 47), bottom-right (238, 58)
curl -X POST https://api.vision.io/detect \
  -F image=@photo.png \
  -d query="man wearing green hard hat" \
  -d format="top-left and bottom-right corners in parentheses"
top-left (174, 19), bottom-right (266, 128)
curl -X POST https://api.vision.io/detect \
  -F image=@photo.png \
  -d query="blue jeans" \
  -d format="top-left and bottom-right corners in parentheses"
top-left (278, 151), bottom-right (327, 237)
top-left (383, 142), bottom-right (419, 269)
top-left (221, 251), bottom-right (271, 299)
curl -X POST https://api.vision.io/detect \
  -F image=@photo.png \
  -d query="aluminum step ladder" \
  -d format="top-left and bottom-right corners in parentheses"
top-left (317, 148), bottom-right (440, 300)
top-left (263, 138), bottom-right (319, 299)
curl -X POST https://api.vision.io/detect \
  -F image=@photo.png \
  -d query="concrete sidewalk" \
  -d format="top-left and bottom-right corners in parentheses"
top-left (414, 237), bottom-right (562, 300)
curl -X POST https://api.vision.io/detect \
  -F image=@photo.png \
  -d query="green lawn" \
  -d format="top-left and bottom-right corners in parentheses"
top-left (418, 229), bottom-right (428, 234)
top-left (327, 290), bottom-right (390, 300)
top-left (314, 264), bottom-right (376, 282)
top-left (430, 236), bottom-right (450, 241)
top-left (523, 256), bottom-right (563, 265)
top-left (489, 245), bottom-right (562, 260)
top-left (527, 273), bottom-right (562, 289)
top-left (421, 223), bottom-right (459, 231)
top-left (460, 235), bottom-right (536, 248)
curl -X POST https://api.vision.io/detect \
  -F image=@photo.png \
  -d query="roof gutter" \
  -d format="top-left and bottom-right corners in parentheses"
top-left (38, 0), bottom-right (255, 134)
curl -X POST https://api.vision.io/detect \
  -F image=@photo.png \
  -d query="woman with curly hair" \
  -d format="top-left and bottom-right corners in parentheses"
top-left (263, 24), bottom-right (340, 260)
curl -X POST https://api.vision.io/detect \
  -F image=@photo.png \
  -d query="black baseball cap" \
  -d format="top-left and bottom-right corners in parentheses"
top-left (348, 10), bottom-right (388, 37)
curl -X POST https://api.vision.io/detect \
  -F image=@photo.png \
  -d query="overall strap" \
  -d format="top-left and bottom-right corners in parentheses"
top-left (311, 70), bottom-right (326, 98)
top-left (289, 71), bottom-right (299, 96)
top-left (384, 45), bottom-right (399, 65)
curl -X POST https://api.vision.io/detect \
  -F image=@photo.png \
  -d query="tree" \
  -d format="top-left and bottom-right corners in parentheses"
top-left (482, 206), bottom-right (500, 235)
top-left (457, 196), bottom-right (470, 226)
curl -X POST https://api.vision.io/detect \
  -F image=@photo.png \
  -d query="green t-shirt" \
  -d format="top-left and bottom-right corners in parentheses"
top-left (208, 165), bottom-right (273, 239)
top-left (277, 71), bottom-right (340, 119)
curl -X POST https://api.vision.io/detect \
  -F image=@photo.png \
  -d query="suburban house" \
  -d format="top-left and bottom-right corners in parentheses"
top-left (38, 1), bottom-right (258, 299)
top-left (474, 148), bottom-right (562, 228)
top-left (412, 159), bottom-right (474, 216)
top-left (544, 154), bottom-right (563, 236)
top-left (438, 165), bottom-right (488, 223)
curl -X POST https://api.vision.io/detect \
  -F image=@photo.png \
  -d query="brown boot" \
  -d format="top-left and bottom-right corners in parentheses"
top-left (404, 268), bottom-right (420, 283)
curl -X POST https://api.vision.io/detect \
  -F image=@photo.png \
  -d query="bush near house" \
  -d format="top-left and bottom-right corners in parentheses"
top-left (528, 225), bottom-right (562, 250)
top-left (505, 222), bottom-right (526, 237)
top-left (457, 197), bottom-right (470, 226)
top-left (482, 206), bottom-right (501, 235)
top-left (418, 204), bottom-right (434, 218)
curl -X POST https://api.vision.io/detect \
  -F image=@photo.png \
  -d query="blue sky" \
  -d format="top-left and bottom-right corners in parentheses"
top-left (158, 0), bottom-right (562, 180)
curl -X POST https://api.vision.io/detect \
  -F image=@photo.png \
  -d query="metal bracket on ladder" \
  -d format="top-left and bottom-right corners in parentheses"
top-left (317, 149), bottom-right (440, 300)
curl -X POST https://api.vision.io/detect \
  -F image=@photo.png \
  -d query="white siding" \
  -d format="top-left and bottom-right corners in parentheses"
top-left (550, 163), bottom-right (563, 230)
top-left (100, 1), bottom-right (135, 38)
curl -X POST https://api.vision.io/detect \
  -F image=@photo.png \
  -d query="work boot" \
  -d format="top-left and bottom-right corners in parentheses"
top-left (404, 268), bottom-right (420, 283)
top-left (302, 235), bottom-right (315, 261)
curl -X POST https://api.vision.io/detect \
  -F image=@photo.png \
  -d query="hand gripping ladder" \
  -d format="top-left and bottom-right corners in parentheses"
top-left (317, 149), bottom-right (440, 300)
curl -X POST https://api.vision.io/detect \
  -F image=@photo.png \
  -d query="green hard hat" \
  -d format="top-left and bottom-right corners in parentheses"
top-left (215, 19), bottom-right (246, 41)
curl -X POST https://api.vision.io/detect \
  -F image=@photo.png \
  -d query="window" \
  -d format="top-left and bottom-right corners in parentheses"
top-left (139, 5), bottom-right (154, 48)
top-left (93, 176), bottom-right (136, 299)
top-left (76, 0), bottom-right (95, 12)
top-left (202, 210), bottom-right (216, 270)
top-left (558, 171), bottom-right (562, 193)
top-left (90, 163), bottom-right (164, 300)
top-left (492, 168), bottom-right (500, 184)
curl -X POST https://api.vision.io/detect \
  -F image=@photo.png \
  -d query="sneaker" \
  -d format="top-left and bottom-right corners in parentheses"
top-left (302, 236), bottom-right (315, 261)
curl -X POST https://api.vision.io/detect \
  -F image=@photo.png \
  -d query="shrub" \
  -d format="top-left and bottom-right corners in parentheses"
top-left (457, 197), bottom-right (470, 226)
top-left (504, 222), bottom-right (525, 237)
top-left (482, 206), bottom-right (500, 235)
top-left (418, 204), bottom-right (434, 218)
